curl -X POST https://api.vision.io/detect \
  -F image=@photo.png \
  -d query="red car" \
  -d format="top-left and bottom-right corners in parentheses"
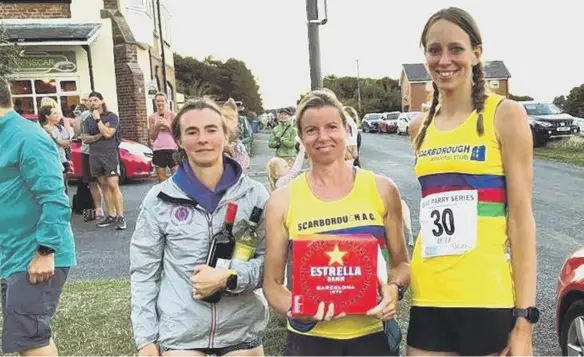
top-left (556, 247), bottom-right (584, 355)
top-left (69, 138), bottom-right (154, 183)
top-left (379, 112), bottom-right (400, 134)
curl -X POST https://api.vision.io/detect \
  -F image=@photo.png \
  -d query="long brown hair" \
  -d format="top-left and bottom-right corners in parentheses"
top-left (170, 97), bottom-right (232, 163)
top-left (414, 7), bottom-right (487, 151)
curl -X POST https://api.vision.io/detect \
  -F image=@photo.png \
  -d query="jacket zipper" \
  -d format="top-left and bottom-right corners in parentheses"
top-left (203, 212), bottom-right (217, 349)
top-left (197, 193), bottom-right (248, 349)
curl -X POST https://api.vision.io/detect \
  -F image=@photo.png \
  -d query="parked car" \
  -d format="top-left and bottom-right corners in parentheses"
top-left (520, 102), bottom-right (581, 147)
top-left (380, 112), bottom-right (400, 134)
top-left (361, 113), bottom-right (383, 133)
top-left (556, 247), bottom-right (584, 356)
top-left (69, 138), bottom-right (154, 183)
top-left (397, 111), bottom-right (422, 135)
top-left (573, 117), bottom-right (584, 137)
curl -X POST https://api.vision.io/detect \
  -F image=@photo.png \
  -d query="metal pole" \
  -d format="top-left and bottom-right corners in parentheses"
top-left (156, 0), bottom-right (168, 94)
top-left (306, 0), bottom-right (322, 90)
top-left (355, 58), bottom-right (361, 114)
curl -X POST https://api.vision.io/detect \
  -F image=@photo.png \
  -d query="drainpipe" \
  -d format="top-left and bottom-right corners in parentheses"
top-left (156, 0), bottom-right (168, 94)
top-left (82, 45), bottom-right (95, 91)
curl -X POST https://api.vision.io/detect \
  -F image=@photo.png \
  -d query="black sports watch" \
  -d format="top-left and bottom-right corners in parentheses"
top-left (226, 270), bottom-right (238, 290)
top-left (37, 245), bottom-right (55, 256)
top-left (513, 307), bottom-right (540, 324)
top-left (390, 282), bottom-right (405, 301)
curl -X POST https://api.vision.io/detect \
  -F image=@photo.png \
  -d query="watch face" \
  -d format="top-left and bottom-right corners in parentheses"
top-left (529, 307), bottom-right (540, 323)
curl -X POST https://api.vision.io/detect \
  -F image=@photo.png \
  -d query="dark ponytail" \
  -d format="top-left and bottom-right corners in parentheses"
top-left (472, 63), bottom-right (487, 136)
top-left (414, 82), bottom-right (440, 151)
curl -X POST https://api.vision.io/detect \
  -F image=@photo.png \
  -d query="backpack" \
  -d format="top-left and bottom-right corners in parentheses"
top-left (72, 182), bottom-right (94, 215)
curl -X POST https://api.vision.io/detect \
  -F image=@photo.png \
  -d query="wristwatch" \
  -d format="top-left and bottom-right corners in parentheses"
top-left (513, 306), bottom-right (540, 324)
top-left (390, 282), bottom-right (405, 301)
top-left (226, 269), bottom-right (238, 290)
top-left (37, 245), bottom-right (55, 256)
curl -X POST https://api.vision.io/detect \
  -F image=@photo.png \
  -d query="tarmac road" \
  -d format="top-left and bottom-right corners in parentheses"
top-left (69, 131), bottom-right (584, 355)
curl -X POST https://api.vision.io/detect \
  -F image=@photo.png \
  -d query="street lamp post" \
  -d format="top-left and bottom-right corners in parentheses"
top-left (355, 58), bottom-right (362, 114)
top-left (306, 0), bottom-right (327, 90)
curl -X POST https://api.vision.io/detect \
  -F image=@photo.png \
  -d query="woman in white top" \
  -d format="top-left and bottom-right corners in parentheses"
top-left (344, 106), bottom-right (360, 167)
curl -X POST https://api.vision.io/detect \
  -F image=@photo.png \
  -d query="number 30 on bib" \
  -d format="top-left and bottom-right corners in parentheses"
top-left (419, 190), bottom-right (478, 258)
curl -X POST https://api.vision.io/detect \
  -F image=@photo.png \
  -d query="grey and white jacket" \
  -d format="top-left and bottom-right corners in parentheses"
top-left (129, 176), bottom-right (270, 350)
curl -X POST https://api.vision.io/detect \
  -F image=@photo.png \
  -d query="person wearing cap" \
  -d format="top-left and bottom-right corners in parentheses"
top-left (268, 107), bottom-right (297, 167)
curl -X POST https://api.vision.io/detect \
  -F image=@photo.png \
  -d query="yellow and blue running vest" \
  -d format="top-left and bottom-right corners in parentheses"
top-left (285, 168), bottom-right (388, 339)
top-left (411, 93), bottom-right (514, 308)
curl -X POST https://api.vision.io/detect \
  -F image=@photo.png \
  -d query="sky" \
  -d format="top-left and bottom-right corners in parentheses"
top-left (169, 0), bottom-right (584, 110)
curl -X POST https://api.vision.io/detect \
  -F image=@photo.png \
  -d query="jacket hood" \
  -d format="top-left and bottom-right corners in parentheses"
top-left (171, 156), bottom-right (243, 213)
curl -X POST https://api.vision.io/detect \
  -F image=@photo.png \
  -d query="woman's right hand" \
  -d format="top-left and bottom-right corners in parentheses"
top-left (138, 343), bottom-right (159, 356)
top-left (287, 302), bottom-right (346, 322)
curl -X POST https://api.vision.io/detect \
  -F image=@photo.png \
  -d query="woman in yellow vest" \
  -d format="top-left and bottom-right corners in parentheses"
top-left (263, 90), bottom-right (411, 356)
top-left (406, 7), bottom-right (537, 356)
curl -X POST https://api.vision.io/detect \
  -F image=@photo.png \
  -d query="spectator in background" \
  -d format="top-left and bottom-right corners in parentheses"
top-left (74, 94), bottom-right (105, 221)
top-left (149, 92), bottom-right (177, 183)
top-left (222, 98), bottom-right (250, 173)
top-left (0, 79), bottom-right (76, 357)
top-left (86, 91), bottom-right (126, 230)
top-left (268, 107), bottom-right (297, 167)
top-left (236, 102), bottom-right (253, 155)
top-left (38, 105), bottom-right (72, 194)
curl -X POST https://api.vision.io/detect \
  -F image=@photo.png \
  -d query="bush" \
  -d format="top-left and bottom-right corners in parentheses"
top-left (547, 136), bottom-right (584, 151)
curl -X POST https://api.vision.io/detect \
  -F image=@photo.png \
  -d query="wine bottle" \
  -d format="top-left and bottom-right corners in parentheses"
top-left (202, 201), bottom-right (238, 303)
top-left (233, 206), bottom-right (264, 261)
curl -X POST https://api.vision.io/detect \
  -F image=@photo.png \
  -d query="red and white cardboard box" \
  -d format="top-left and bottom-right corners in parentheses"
top-left (290, 234), bottom-right (379, 317)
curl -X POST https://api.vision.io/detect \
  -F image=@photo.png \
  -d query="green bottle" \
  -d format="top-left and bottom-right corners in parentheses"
top-left (233, 206), bottom-right (263, 261)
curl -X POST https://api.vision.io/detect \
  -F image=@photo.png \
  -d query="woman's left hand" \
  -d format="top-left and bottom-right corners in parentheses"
top-left (190, 264), bottom-right (230, 299)
top-left (502, 320), bottom-right (533, 356)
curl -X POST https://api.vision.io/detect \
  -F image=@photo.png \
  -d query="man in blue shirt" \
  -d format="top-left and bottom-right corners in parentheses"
top-left (0, 79), bottom-right (76, 356)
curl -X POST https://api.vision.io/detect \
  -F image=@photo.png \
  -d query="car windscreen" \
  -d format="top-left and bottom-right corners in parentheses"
top-left (523, 103), bottom-right (563, 116)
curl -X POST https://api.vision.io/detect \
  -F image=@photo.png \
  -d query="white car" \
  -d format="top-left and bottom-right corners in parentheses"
top-left (397, 112), bottom-right (422, 135)
top-left (573, 117), bottom-right (584, 136)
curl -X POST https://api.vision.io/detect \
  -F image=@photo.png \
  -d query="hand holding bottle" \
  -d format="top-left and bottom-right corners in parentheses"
top-left (191, 265), bottom-right (231, 300)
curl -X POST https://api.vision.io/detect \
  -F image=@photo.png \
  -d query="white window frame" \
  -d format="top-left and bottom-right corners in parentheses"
top-left (10, 77), bottom-right (81, 115)
top-left (489, 80), bottom-right (500, 89)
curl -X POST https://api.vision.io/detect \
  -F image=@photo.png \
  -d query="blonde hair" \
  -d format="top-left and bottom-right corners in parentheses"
top-left (295, 89), bottom-right (347, 135)
top-left (221, 100), bottom-right (239, 143)
top-left (343, 106), bottom-right (359, 122)
top-left (171, 97), bottom-right (234, 163)
top-left (266, 156), bottom-right (289, 191)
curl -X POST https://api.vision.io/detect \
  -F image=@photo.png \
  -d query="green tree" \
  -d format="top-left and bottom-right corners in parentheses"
top-left (323, 75), bottom-right (401, 116)
top-left (173, 53), bottom-right (264, 113)
top-left (0, 26), bottom-right (20, 81)
top-left (553, 95), bottom-right (566, 110)
top-left (564, 84), bottom-right (584, 118)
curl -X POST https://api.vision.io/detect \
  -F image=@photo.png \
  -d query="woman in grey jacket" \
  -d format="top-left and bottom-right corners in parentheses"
top-left (130, 98), bottom-right (270, 356)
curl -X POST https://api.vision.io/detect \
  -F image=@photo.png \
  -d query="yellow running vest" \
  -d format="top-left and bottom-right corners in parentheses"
top-left (412, 93), bottom-right (514, 308)
top-left (285, 168), bottom-right (388, 339)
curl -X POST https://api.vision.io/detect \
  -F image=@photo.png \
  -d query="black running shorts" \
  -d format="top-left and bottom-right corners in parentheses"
top-left (406, 306), bottom-right (515, 356)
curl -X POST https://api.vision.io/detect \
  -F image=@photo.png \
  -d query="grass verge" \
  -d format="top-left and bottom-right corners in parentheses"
top-left (0, 280), bottom-right (411, 356)
top-left (535, 136), bottom-right (584, 167)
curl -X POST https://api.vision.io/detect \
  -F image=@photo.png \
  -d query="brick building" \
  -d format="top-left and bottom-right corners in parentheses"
top-left (1, 0), bottom-right (176, 145)
top-left (399, 60), bottom-right (512, 112)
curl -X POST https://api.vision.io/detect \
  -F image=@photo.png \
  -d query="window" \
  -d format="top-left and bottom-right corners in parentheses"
top-left (160, 3), bottom-right (172, 43)
top-left (489, 80), bottom-right (500, 89)
top-left (10, 78), bottom-right (80, 118)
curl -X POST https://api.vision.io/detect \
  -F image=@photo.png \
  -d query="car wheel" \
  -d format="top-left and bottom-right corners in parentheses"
top-left (119, 163), bottom-right (127, 184)
top-left (562, 300), bottom-right (584, 356)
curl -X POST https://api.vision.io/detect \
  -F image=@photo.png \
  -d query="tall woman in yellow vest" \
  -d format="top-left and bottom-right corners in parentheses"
top-left (263, 90), bottom-right (410, 356)
top-left (406, 7), bottom-right (537, 356)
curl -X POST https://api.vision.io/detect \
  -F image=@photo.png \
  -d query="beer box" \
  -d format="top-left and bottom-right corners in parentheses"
top-left (290, 234), bottom-right (379, 317)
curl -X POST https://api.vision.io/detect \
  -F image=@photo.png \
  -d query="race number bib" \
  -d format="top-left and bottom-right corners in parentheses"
top-left (419, 190), bottom-right (478, 258)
